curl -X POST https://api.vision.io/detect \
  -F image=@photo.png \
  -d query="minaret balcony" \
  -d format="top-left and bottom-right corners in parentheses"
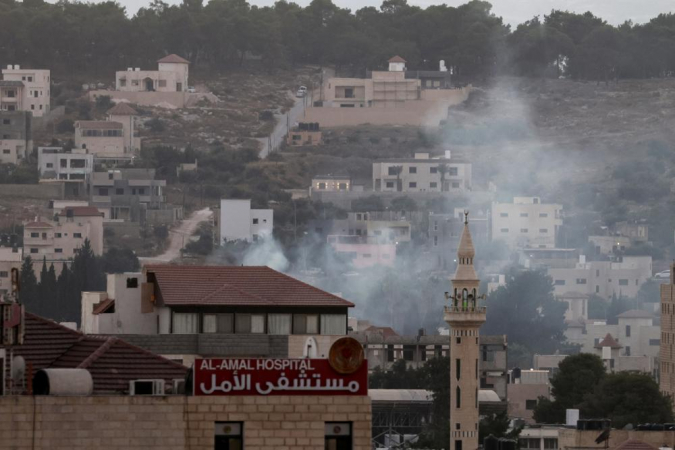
top-left (444, 305), bottom-right (487, 325)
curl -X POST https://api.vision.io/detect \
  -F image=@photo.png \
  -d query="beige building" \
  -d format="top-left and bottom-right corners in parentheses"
top-left (325, 211), bottom-right (412, 243)
top-left (0, 65), bottom-right (50, 116)
top-left (0, 246), bottom-right (21, 297)
top-left (107, 103), bottom-right (141, 153)
top-left (491, 197), bottom-right (563, 249)
top-left (588, 235), bottom-right (631, 256)
top-left (661, 267), bottom-right (675, 400)
top-left (23, 206), bottom-right (103, 276)
top-left (445, 213), bottom-right (486, 450)
top-left (373, 152), bottom-right (472, 192)
top-left (310, 174), bottom-right (351, 194)
top-left (0, 111), bottom-right (31, 164)
top-left (74, 121), bottom-right (125, 156)
top-left (116, 54), bottom-right (189, 92)
top-left (287, 122), bottom-right (322, 146)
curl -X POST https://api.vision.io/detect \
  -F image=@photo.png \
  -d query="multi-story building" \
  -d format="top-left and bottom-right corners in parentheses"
top-left (614, 220), bottom-right (648, 243)
top-left (23, 206), bottom-right (104, 277)
top-left (491, 197), bottom-right (563, 249)
top-left (74, 120), bottom-right (125, 156)
top-left (373, 152), bottom-right (472, 193)
top-left (548, 255), bottom-right (652, 300)
top-left (116, 54), bottom-right (189, 92)
top-left (325, 212), bottom-right (412, 243)
top-left (216, 199), bottom-right (273, 243)
top-left (327, 235), bottom-right (396, 269)
top-left (310, 174), bottom-right (351, 194)
top-left (0, 111), bottom-right (31, 164)
top-left (661, 266), bottom-right (675, 399)
top-left (287, 122), bottom-right (322, 146)
top-left (81, 264), bottom-right (354, 367)
top-left (106, 103), bottom-right (141, 153)
top-left (38, 147), bottom-right (94, 181)
top-left (0, 246), bottom-right (21, 297)
top-left (89, 169), bottom-right (166, 221)
top-left (0, 65), bottom-right (50, 116)
top-left (507, 369), bottom-right (551, 423)
top-left (588, 235), bottom-right (632, 256)
top-left (429, 209), bottom-right (489, 271)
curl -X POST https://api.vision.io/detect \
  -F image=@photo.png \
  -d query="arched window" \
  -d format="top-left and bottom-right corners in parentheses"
top-left (456, 386), bottom-right (461, 408)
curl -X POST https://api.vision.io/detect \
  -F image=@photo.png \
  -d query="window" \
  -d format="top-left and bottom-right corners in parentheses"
top-left (30, 232), bottom-right (39, 238)
top-left (338, 183), bottom-right (347, 190)
top-left (363, 253), bottom-right (372, 258)
top-left (455, 359), bottom-right (461, 380)
top-left (619, 279), bottom-right (628, 286)
top-left (30, 248), bottom-right (38, 254)
top-left (626, 325), bottom-right (631, 337)
top-left (158, 80), bottom-right (167, 87)
top-left (576, 278), bottom-right (587, 284)
top-left (430, 167), bottom-right (438, 173)
top-left (73, 233), bottom-right (82, 238)
top-left (54, 233), bottom-right (62, 238)
top-left (344, 88), bottom-right (354, 98)
top-left (388, 167), bottom-right (399, 176)
top-left (500, 228), bottom-right (509, 233)
top-left (409, 167), bottom-right (417, 174)
top-left (0, 271), bottom-right (8, 277)
top-left (456, 386), bottom-right (461, 408)
top-left (625, 346), bottom-right (631, 356)
top-left (434, 236), bottom-right (438, 246)
top-left (539, 228), bottom-right (548, 233)
top-left (539, 213), bottom-right (548, 217)
top-left (520, 439), bottom-right (541, 449)
top-left (409, 182), bottom-right (417, 188)
top-left (203, 314), bottom-right (234, 333)
top-left (268, 314), bottom-right (291, 335)
top-left (235, 314), bottom-right (265, 334)
top-left (2, 119), bottom-right (9, 125)
top-left (215, 422), bottom-right (243, 449)
top-left (482, 346), bottom-right (494, 362)
top-left (456, 337), bottom-right (461, 344)
top-left (430, 182), bottom-right (437, 188)
top-left (554, 280), bottom-right (565, 286)
top-left (54, 248), bottom-right (62, 253)
top-left (70, 159), bottom-right (86, 168)
top-left (115, 188), bottom-right (124, 195)
top-left (321, 314), bottom-right (346, 335)
top-left (387, 345), bottom-right (395, 362)
top-left (2, 150), bottom-right (9, 154)
top-left (499, 212), bottom-right (508, 218)
top-left (520, 228), bottom-right (528, 233)
top-left (403, 345), bottom-right (415, 361)
top-left (452, 182), bottom-right (460, 188)
top-left (98, 188), bottom-right (108, 196)
top-left (325, 422), bottom-right (351, 449)
top-left (386, 182), bottom-right (394, 188)
top-left (456, 441), bottom-right (463, 450)
top-left (252, 218), bottom-right (259, 225)
top-left (596, 285), bottom-right (600, 293)
top-left (293, 314), bottom-right (319, 334)
top-left (138, 188), bottom-right (145, 195)
top-left (650, 339), bottom-right (661, 346)
top-left (172, 312), bottom-right (199, 334)
top-left (526, 399), bottom-right (537, 410)
top-left (544, 438), bottom-right (558, 450)
top-left (46, 163), bottom-right (53, 168)
top-left (449, 167), bottom-right (458, 176)
top-left (520, 213), bottom-right (529, 217)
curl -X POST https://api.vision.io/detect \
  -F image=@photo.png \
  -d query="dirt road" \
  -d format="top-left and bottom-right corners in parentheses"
top-left (139, 207), bottom-right (213, 265)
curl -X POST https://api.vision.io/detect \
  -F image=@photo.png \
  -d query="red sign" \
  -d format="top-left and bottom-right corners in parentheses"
top-left (193, 358), bottom-right (368, 396)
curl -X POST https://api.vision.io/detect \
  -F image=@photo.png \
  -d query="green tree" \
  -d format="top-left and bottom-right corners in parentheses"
top-left (581, 372), bottom-right (673, 427)
top-left (100, 248), bottom-right (140, 273)
top-left (479, 411), bottom-right (522, 443)
top-left (533, 353), bottom-right (606, 424)
top-left (19, 256), bottom-right (38, 308)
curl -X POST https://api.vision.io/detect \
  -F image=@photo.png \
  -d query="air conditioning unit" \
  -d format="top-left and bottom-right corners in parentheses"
top-left (173, 379), bottom-right (186, 395)
top-left (129, 379), bottom-right (165, 396)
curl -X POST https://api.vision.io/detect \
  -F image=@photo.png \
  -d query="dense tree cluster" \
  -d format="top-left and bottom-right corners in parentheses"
top-left (19, 240), bottom-right (139, 324)
top-left (2, 0), bottom-right (675, 80)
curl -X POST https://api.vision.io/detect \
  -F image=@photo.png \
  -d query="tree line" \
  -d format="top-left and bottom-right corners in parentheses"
top-left (19, 240), bottom-right (139, 324)
top-left (2, 0), bottom-right (675, 81)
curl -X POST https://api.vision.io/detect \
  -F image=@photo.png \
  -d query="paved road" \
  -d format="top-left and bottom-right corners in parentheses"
top-left (139, 207), bottom-right (213, 265)
top-left (258, 92), bottom-right (311, 158)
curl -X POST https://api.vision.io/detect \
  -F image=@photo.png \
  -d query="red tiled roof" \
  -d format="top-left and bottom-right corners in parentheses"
top-left (60, 206), bottom-right (104, 217)
top-left (75, 121), bottom-right (123, 129)
top-left (157, 54), bottom-right (190, 64)
top-left (5, 313), bottom-right (187, 394)
top-left (107, 103), bottom-right (138, 116)
top-left (145, 264), bottom-right (355, 307)
top-left (388, 55), bottom-right (407, 63)
top-left (614, 440), bottom-right (658, 450)
top-left (364, 326), bottom-right (399, 338)
top-left (24, 221), bottom-right (53, 229)
top-left (92, 298), bottom-right (115, 315)
top-left (595, 333), bottom-right (622, 349)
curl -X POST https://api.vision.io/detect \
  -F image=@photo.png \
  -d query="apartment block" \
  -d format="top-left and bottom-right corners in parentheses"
top-left (327, 235), bottom-right (396, 269)
top-left (0, 246), bottom-right (21, 297)
top-left (660, 266), bottom-right (675, 399)
top-left (116, 54), bottom-right (189, 92)
top-left (0, 65), bottom-right (50, 116)
top-left (491, 197), bottom-right (562, 249)
top-left (548, 255), bottom-right (652, 300)
top-left (324, 211), bottom-right (412, 243)
top-left (90, 169), bottom-right (166, 221)
top-left (217, 199), bottom-right (273, 243)
top-left (373, 152), bottom-right (471, 193)
top-left (107, 103), bottom-right (141, 153)
top-left (310, 174), bottom-right (351, 194)
top-left (74, 121), bottom-right (125, 156)
top-left (0, 111), bottom-right (31, 164)
top-left (38, 147), bottom-right (93, 181)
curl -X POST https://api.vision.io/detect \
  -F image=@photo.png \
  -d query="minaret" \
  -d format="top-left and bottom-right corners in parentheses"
top-left (444, 211), bottom-right (487, 450)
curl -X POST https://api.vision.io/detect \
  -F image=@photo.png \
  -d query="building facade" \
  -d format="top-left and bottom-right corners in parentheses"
top-left (310, 174), bottom-right (351, 194)
top-left (445, 214), bottom-right (486, 450)
top-left (661, 266), bottom-right (675, 400)
top-left (107, 103), bottom-right (141, 153)
top-left (0, 111), bottom-right (31, 164)
top-left (373, 152), bottom-right (472, 193)
top-left (38, 147), bottom-right (94, 181)
top-left (491, 197), bottom-right (563, 249)
top-left (218, 199), bottom-right (273, 243)
top-left (116, 54), bottom-right (189, 92)
top-left (0, 247), bottom-right (21, 297)
top-left (74, 121), bottom-right (125, 156)
top-left (1, 65), bottom-right (50, 116)
top-left (429, 209), bottom-right (489, 271)
top-left (327, 235), bottom-right (396, 269)
top-left (90, 169), bottom-right (167, 221)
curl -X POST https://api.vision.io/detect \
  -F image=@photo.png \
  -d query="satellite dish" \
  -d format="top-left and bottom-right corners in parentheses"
top-left (11, 356), bottom-right (25, 387)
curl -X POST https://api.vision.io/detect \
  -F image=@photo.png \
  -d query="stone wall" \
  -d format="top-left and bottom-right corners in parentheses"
top-left (0, 183), bottom-right (64, 200)
top-left (0, 395), bottom-right (371, 450)
top-left (558, 429), bottom-right (675, 450)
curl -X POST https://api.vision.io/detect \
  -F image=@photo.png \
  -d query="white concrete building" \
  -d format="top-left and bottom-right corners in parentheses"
top-left (218, 199), bottom-right (273, 243)
top-left (1, 65), bottom-right (50, 117)
top-left (0, 247), bottom-right (22, 297)
top-left (373, 152), bottom-right (471, 192)
top-left (588, 235), bottom-right (631, 256)
top-left (115, 55), bottom-right (189, 93)
top-left (491, 197), bottom-right (563, 249)
top-left (38, 147), bottom-right (94, 181)
top-left (548, 255), bottom-right (652, 301)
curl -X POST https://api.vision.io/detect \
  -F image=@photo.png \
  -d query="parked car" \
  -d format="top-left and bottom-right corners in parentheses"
top-left (187, 86), bottom-right (196, 93)
top-left (296, 85), bottom-right (307, 97)
top-left (655, 270), bottom-right (670, 279)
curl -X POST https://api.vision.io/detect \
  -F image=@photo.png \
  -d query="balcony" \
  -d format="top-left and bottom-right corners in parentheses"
top-left (443, 305), bottom-right (487, 326)
top-left (24, 237), bottom-right (53, 246)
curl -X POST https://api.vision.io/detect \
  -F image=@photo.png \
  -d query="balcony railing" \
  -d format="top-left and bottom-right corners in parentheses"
top-left (444, 305), bottom-right (487, 314)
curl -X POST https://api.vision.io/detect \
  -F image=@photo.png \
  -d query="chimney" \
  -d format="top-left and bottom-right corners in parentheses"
top-left (6, 65), bottom-right (11, 70)
top-left (14, 65), bottom-right (20, 70)
top-left (127, 68), bottom-right (133, 72)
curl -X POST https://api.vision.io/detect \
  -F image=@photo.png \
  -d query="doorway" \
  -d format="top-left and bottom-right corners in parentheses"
top-left (214, 422), bottom-right (243, 450)
top-left (325, 422), bottom-right (352, 450)
top-left (144, 77), bottom-right (154, 91)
